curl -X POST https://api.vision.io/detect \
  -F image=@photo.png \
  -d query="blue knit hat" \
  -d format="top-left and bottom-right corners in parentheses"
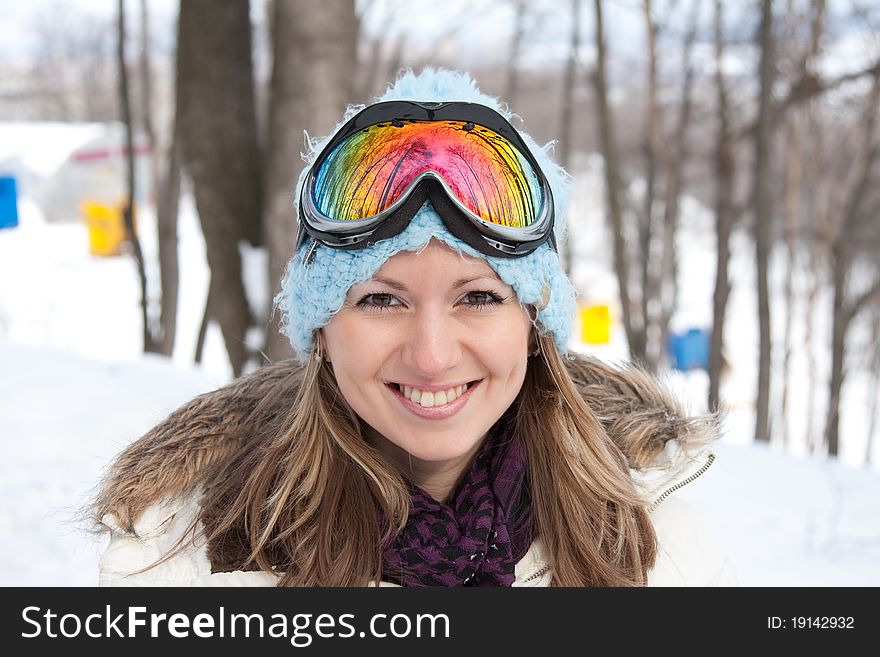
top-left (276, 68), bottom-right (578, 362)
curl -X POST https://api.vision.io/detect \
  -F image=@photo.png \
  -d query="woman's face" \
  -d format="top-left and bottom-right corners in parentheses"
top-left (322, 239), bottom-right (532, 481)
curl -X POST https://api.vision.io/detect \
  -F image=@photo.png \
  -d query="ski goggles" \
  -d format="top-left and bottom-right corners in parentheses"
top-left (296, 101), bottom-right (556, 258)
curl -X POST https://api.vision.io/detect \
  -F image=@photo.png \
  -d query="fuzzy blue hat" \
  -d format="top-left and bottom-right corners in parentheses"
top-left (276, 68), bottom-right (578, 362)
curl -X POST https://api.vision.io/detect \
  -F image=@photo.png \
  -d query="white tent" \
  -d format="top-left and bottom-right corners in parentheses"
top-left (0, 121), bottom-right (152, 223)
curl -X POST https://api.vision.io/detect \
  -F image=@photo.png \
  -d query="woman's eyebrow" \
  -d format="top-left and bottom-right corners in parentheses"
top-left (367, 274), bottom-right (502, 292)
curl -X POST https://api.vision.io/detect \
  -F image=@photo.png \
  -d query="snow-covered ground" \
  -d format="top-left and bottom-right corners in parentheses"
top-left (1, 131), bottom-right (878, 586)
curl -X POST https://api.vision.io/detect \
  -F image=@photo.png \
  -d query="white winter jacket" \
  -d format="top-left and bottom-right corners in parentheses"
top-left (98, 445), bottom-right (738, 587)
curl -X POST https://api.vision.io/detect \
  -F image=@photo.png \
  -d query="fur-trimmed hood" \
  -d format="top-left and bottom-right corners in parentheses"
top-left (90, 355), bottom-right (719, 534)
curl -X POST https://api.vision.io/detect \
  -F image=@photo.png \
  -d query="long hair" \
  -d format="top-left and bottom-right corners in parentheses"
top-left (519, 332), bottom-right (656, 585)
top-left (197, 330), bottom-right (657, 586)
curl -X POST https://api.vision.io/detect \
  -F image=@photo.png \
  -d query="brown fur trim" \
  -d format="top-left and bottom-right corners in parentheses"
top-left (89, 355), bottom-right (720, 570)
top-left (89, 361), bottom-right (302, 534)
top-left (563, 356), bottom-right (719, 469)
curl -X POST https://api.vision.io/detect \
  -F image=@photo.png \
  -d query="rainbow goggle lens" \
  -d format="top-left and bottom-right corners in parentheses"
top-left (296, 101), bottom-right (556, 258)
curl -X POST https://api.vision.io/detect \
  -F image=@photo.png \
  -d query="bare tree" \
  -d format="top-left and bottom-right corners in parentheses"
top-left (733, 59), bottom-right (880, 143)
top-left (591, 0), bottom-right (637, 362)
top-left (558, 0), bottom-right (582, 276)
top-left (176, 0), bottom-right (263, 376)
top-left (118, 0), bottom-right (154, 354)
top-left (264, 0), bottom-right (358, 361)
top-left (708, 0), bottom-right (736, 413)
top-left (590, 0), bottom-right (698, 370)
top-left (29, 7), bottom-right (117, 121)
top-left (382, 34), bottom-right (407, 86)
top-left (824, 70), bottom-right (880, 456)
top-left (638, 0), bottom-right (663, 369)
top-left (356, 0), bottom-right (411, 102)
top-left (505, 0), bottom-right (528, 107)
top-left (154, 105), bottom-right (181, 357)
top-left (356, 0), bottom-right (386, 102)
top-left (866, 308), bottom-right (880, 467)
top-left (655, 0), bottom-right (699, 372)
top-left (779, 0), bottom-right (826, 449)
top-left (708, 0), bottom-right (878, 429)
top-left (139, 0), bottom-right (155, 193)
top-left (753, 0), bottom-right (775, 442)
top-left (803, 104), bottom-right (834, 454)
top-left (137, 0), bottom-right (179, 357)
top-left (779, 110), bottom-right (801, 451)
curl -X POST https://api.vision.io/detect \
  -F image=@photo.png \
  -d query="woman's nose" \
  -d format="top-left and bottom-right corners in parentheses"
top-left (400, 308), bottom-right (463, 378)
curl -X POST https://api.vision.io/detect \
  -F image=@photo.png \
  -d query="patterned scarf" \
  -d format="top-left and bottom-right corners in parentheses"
top-left (381, 414), bottom-right (533, 586)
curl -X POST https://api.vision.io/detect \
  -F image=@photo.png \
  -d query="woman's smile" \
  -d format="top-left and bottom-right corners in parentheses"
top-left (385, 379), bottom-right (483, 419)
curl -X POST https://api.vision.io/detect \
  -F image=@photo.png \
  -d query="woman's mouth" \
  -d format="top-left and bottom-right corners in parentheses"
top-left (394, 381), bottom-right (474, 407)
top-left (385, 380), bottom-right (482, 419)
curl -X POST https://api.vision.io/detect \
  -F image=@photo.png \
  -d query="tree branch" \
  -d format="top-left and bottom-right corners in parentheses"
top-left (735, 59), bottom-right (880, 141)
top-left (846, 279), bottom-right (880, 325)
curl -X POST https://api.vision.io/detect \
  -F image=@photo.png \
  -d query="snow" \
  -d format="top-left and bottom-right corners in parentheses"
top-left (0, 122), bottom-right (106, 178)
top-left (0, 339), bottom-right (221, 587)
top-left (1, 124), bottom-right (879, 586)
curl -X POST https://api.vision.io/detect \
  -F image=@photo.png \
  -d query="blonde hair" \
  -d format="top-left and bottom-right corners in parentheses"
top-left (198, 330), bottom-right (657, 586)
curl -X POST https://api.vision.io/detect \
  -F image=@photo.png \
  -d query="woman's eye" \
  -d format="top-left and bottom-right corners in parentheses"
top-left (461, 291), bottom-right (503, 308)
top-left (356, 293), bottom-right (401, 310)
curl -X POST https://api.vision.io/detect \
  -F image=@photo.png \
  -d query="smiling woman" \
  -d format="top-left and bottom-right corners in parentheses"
top-left (89, 69), bottom-right (736, 587)
top-left (324, 241), bottom-right (532, 495)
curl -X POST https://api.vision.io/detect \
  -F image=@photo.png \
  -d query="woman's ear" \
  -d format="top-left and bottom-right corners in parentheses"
top-left (315, 330), bottom-right (331, 363)
top-left (526, 305), bottom-right (539, 354)
top-left (527, 328), bottom-right (541, 358)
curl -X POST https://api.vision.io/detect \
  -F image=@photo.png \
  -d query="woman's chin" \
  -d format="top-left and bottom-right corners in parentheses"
top-left (393, 439), bottom-right (481, 465)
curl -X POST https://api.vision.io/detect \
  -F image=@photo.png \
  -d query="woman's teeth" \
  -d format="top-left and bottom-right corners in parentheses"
top-left (398, 383), bottom-right (470, 408)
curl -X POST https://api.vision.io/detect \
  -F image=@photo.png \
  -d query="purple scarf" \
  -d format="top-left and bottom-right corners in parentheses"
top-left (381, 414), bottom-right (533, 586)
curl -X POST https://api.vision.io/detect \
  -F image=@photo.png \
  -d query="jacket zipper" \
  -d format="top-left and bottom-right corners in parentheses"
top-left (518, 452), bottom-right (716, 584)
top-left (646, 452), bottom-right (715, 514)
top-left (521, 564), bottom-right (550, 583)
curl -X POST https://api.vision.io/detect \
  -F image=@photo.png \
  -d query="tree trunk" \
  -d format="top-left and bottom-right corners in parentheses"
top-left (383, 34), bottom-right (406, 87)
top-left (355, 0), bottom-right (384, 102)
top-left (753, 0), bottom-right (775, 442)
top-left (781, 0), bottom-right (824, 449)
top-left (639, 0), bottom-right (659, 371)
top-left (558, 0), bottom-right (581, 277)
top-left (708, 0), bottom-right (735, 413)
top-left (823, 73), bottom-right (880, 456)
top-left (592, 0), bottom-right (640, 363)
top-left (804, 259), bottom-right (822, 453)
top-left (264, 0), bottom-right (358, 361)
top-left (141, 0), bottom-right (179, 357)
top-left (176, 0), bottom-right (263, 377)
top-left (118, 0), bottom-right (154, 354)
top-left (155, 111), bottom-right (181, 357)
top-left (657, 0), bottom-right (700, 372)
top-left (800, 98), bottom-right (834, 453)
top-left (825, 244), bottom-right (847, 456)
top-left (866, 311), bottom-right (880, 467)
top-left (195, 276), bottom-right (214, 365)
top-left (505, 0), bottom-right (527, 107)
top-left (780, 113), bottom-right (801, 451)
top-left (139, 0), bottom-right (155, 203)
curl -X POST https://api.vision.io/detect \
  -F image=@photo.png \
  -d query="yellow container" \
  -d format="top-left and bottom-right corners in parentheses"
top-left (81, 200), bottom-right (133, 257)
top-left (580, 304), bottom-right (611, 344)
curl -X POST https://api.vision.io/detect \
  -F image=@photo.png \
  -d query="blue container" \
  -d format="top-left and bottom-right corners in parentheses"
top-left (0, 176), bottom-right (19, 229)
top-left (668, 328), bottom-right (710, 371)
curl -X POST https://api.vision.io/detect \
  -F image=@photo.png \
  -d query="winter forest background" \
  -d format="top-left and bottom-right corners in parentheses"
top-left (0, 0), bottom-right (879, 586)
